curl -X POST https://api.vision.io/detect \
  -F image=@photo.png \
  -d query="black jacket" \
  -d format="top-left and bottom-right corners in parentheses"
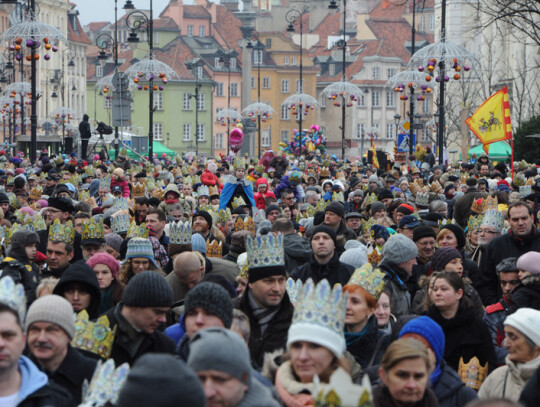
top-left (373, 383), bottom-right (440, 407)
top-left (105, 304), bottom-right (175, 366)
top-left (30, 345), bottom-right (97, 405)
top-left (520, 365), bottom-right (540, 407)
top-left (290, 252), bottom-right (355, 287)
top-left (346, 315), bottom-right (390, 373)
top-left (507, 275), bottom-right (540, 314)
top-left (0, 258), bottom-right (38, 306)
top-left (478, 228), bottom-right (540, 305)
top-left (235, 288), bottom-right (294, 368)
top-left (17, 383), bottom-right (73, 407)
top-left (283, 233), bottom-right (312, 272)
top-left (377, 259), bottom-right (412, 317)
top-left (433, 360), bottom-right (478, 407)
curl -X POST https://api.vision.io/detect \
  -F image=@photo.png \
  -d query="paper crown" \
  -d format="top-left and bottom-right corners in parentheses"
top-left (99, 176), bottom-right (111, 190)
top-left (364, 192), bottom-right (378, 206)
top-left (233, 157), bottom-right (246, 170)
top-left (198, 204), bottom-right (214, 213)
top-left (132, 182), bottom-right (146, 198)
top-left (367, 246), bottom-right (382, 266)
top-left (29, 185), bottom-right (42, 201)
top-left (206, 240), bottom-right (222, 258)
top-left (233, 216), bottom-right (255, 233)
top-left (346, 263), bottom-right (386, 301)
top-left (48, 219), bottom-right (75, 245)
top-left (415, 191), bottom-right (430, 207)
top-left (519, 185), bottom-right (532, 198)
top-left (362, 217), bottom-right (375, 233)
top-left (471, 197), bottom-right (487, 214)
top-left (314, 369), bottom-right (373, 407)
top-left (0, 276), bottom-right (26, 322)
top-left (208, 185), bottom-right (219, 197)
top-left (81, 217), bottom-right (105, 241)
top-left (319, 166), bottom-right (330, 178)
top-left (192, 175), bottom-right (201, 185)
top-left (467, 214), bottom-right (483, 231)
top-left (288, 278), bottom-right (347, 356)
top-left (315, 198), bottom-right (328, 213)
top-left (430, 181), bottom-right (443, 194)
top-left (197, 185), bottom-right (210, 197)
top-left (458, 356), bottom-right (489, 390)
top-left (437, 218), bottom-right (454, 230)
top-left (8, 193), bottom-right (20, 209)
top-left (72, 310), bottom-right (117, 359)
top-left (286, 277), bottom-right (302, 306)
top-left (231, 196), bottom-right (247, 209)
top-left (169, 220), bottom-right (192, 245)
top-left (216, 209), bottom-right (231, 225)
top-left (111, 211), bottom-right (131, 234)
top-left (332, 191), bottom-right (345, 202)
top-left (183, 175), bottom-right (192, 186)
top-left (481, 208), bottom-right (505, 232)
top-left (126, 221), bottom-right (149, 239)
top-left (146, 178), bottom-right (156, 191)
top-left (245, 233), bottom-right (284, 270)
top-left (486, 195), bottom-right (498, 211)
top-left (111, 197), bottom-right (129, 213)
top-left (80, 359), bottom-right (130, 407)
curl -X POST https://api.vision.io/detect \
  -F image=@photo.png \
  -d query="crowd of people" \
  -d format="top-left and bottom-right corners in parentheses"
top-left (0, 147), bottom-right (540, 407)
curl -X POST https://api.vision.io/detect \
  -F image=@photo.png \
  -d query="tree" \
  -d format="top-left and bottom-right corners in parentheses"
top-left (513, 114), bottom-right (540, 162)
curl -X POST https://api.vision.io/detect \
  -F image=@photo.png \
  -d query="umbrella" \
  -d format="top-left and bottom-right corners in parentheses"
top-left (242, 102), bottom-right (275, 116)
top-left (469, 141), bottom-right (511, 159)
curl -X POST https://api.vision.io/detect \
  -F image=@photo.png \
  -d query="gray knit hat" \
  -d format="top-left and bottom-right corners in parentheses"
top-left (122, 271), bottom-right (173, 308)
top-left (188, 327), bottom-right (251, 385)
top-left (382, 234), bottom-right (418, 264)
top-left (370, 201), bottom-right (387, 216)
top-left (25, 295), bottom-right (76, 339)
top-left (118, 353), bottom-right (205, 407)
top-left (183, 282), bottom-right (233, 328)
top-left (104, 232), bottom-right (123, 253)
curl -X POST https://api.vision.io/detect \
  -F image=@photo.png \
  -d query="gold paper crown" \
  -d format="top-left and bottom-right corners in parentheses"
top-left (132, 182), bottom-right (146, 198)
top-left (233, 157), bottom-right (246, 170)
top-left (208, 185), bottom-right (219, 197)
top-left (152, 187), bottom-right (164, 200)
top-left (364, 192), bottom-right (378, 206)
top-left (192, 175), bottom-right (201, 185)
top-left (346, 263), bottom-right (387, 301)
top-left (168, 220), bottom-right (191, 245)
top-left (319, 166), bottom-right (330, 178)
top-left (467, 214), bottom-right (483, 231)
top-left (314, 370), bottom-right (373, 407)
top-left (438, 218), bottom-right (454, 230)
top-left (458, 356), bottom-right (488, 390)
top-left (315, 198), bottom-right (328, 213)
top-left (471, 197), bottom-right (487, 214)
top-left (81, 217), bottom-right (105, 241)
top-left (231, 196), bottom-right (247, 209)
top-left (430, 181), bottom-right (442, 194)
top-left (48, 219), bottom-right (75, 245)
top-left (183, 176), bottom-right (192, 186)
top-left (72, 310), bottom-right (117, 359)
top-left (362, 217), bottom-right (375, 233)
top-left (367, 246), bottom-right (382, 266)
top-left (206, 240), bottom-right (222, 258)
top-left (146, 178), bottom-right (156, 191)
top-left (332, 191), bottom-right (345, 202)
top-left (486, 195), bottom-right (498, 211)
top-left (126, 221), bottom-right (149, 239)
top-left (8, 193), bottom-right (20, 210)
top-left (525, 177), bottom-right (535, 186)
top-left (29, 185), bottom-right (42, 201)
top-left (234, 216), bottom-right (256, 234)
top-left (217, 208), bottom-right (232, 224)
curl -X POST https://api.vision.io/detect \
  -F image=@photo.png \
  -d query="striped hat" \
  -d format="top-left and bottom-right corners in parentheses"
top-left (126, 238), bottom-right (158, 268)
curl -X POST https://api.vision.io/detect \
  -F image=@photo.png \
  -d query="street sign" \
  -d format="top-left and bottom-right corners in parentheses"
top-left (397, 133), bottom-right (416, 152)
top-left (112, 72), bottom-right (132, 127)
top-left (399, 120), bottom-right (410, 133)
top-left (413, 123), bottom-right (424, 130)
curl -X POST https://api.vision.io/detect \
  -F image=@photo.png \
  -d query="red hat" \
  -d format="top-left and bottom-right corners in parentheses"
top-left (497, 179), bottom-right (510, 188)
top-left (34, 251), bottom-right (47, 263)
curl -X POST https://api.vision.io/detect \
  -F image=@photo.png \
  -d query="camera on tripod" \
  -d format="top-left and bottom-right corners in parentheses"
top-left (96, 122), bottom-right (113, 136)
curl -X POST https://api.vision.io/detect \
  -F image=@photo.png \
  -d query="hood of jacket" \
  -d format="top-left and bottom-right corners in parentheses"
top-left (283, 233), bottom-right (312, 260)
top-left (256, 177), bottom-right (269, 190)
top-left (18, 355), bottom-right (49, 402)
top-left (8, 229), bottom-right (40, 263)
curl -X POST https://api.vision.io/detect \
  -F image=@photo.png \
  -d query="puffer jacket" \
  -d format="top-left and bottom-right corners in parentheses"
top-left (508, 275), bottom-right (540, 314)
top-left (254, 178), bottom-right (276, 209)
top-left (433, 360), bottom-right (478, 407)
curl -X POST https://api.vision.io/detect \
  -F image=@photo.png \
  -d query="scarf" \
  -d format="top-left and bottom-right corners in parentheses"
top-left (165, 198), bottom-right (179, 205)
top-left (248, 290), bottom-right (279, 335)
top-left (344, 322), bottom-right (369, 346)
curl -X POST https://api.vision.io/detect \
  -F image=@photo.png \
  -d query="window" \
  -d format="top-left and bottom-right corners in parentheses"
top-left (230, 58), bottom-right (237, 69)
top-left (197, 123), bottom-right (205, 141)
top-left (215, 57), bottom-right (221, 68)
top-left (281, 104), bottom-right (290, 120)
top-left (265, 38), bottom-right (272, 48)
top-left (153, 32), bottom-right (159, 45)
top-left (183, 93), bottom-right (192, 110)
top-left (197, 93), bottom-right (205, 110)
top-left (187, 25), bottom-right (193, 37)
top-left (262, 128), bottom-right (270, 147)
top-left (281, 79), bottom-right (289, 93)
top-left (358, 92), bottom-right (366, 107)
top-left (373, 123), bottom-right (380, 135)
top-left (419, 15), bottom-right (426, 31)
top-left (253, 49), bottom-right (263, 65)
top-left (422, 97), bottom-right (430, 114)
top-left (153, 122), bottom-right (163, 140)
top-left (197, 66), bottom-right (204, 80)
top-left (429, 15), bottom-right (435, 31)
top-left (296, 79), bottom-right (303, 93)
top-left (329, 64), bottom-right (335, 76)
top-left (386, 91), bottom-right (395, 108)
top-left (183, 123), bottom-right (191, 141)
top-left (357, 123), bottom-right (366, 139)
top-left (316, 64), bottom-right (321, 77)
top-left (153, 92), bottom-right (163, 110)
top-left (372, 67), bottom-right (380, 79)
top-left (216, 133), bottom-right (224, 149)
top-left (96, 65), bottom-right (103, 78)
top-left (386, 123), bottom-right (394, 138)
top-left (281, 130), bottom-right (288, 141)
top-left (263, 77), bottom-right (270, 88)
top-left (199, 25), bottom-right (205, 37)
top-left (216, 82), bottom-right (224, 97)
top-left (372, 90), bottom-right (381, 107)
top-left (387, 68), bottom-right (396, 79)
top-left (104, 97), bottom-right (111, 109)
top-left (291, 57), bottom-right (297, 66)
top-left (320, 94), bottom-right (326, 108)
top-left (216, 107), bottom-right (223, 117)
top-left (284, 56), bottom-right (289, 65)
top-left (230, 83), bottom-right (238, 97)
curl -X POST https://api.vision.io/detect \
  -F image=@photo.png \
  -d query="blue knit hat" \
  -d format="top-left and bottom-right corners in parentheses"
top-left (191, 233), bottom-right (206, 254)
top-left (126, 238), bottom-right (158, 268)
top-left (399, 316), bottom-right (445, 384)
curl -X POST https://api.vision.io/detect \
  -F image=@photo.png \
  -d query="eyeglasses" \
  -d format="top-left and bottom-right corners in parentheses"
top-left (47, 209), bottom-right (63, 214)
top-left (478, 229), bottom-right (497, 235)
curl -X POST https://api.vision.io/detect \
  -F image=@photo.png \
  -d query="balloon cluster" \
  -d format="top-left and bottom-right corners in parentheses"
top-left (218, 116), bottom-right (241, 127)
top-left (394, 83), bottom-right (432, 101)
top-left (328, 92), bottom-right (358, 108)
top-left (418, 58), bottom-right (470, 82)
top-left (229, 123), bottom-right (244, 153)
top-left (288, 102), bottom-right (314, 117)
top-left (133, 72), bottom-right (168, 91)
top-left (10, 37), bottom-right (57, 61)
top-left (54, 113), bottom-right (73, 125)
top-left (248, 111), bottom-right (271, 123)
top-left (279, 124), bottom-right (327, 155)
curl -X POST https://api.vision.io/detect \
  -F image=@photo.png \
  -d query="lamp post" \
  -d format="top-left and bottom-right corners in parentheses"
top-left (408, 0), bottom-right (417, 156)
top-left (218, 50), bottom-right (233, 153)
top-left (185, 60), bottom-right (203, 156)
top-left (394, 113), bottom-right (401, 145)
top-left (245, 30), bottom-right (263, 157)
top-left (286, 9), bottom-right (304, 146)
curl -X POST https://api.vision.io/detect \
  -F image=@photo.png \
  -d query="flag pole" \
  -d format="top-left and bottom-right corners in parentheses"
top-left (511, 132), bottom-right (514, 179)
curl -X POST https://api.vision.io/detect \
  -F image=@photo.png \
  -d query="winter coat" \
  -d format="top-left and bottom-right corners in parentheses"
top-left (432, 360), bottom-right (477, 407)
top-left (478, 228), bottom-right (540, 305)
top-left (110, 177), bottom-right (130, 198)
top-left (254, 178), bottom-right (276, 209)
top-left (0, 258), bottom-right (38, 307)
top-left (269, 156), bottom-right (289, 179)
top-left (346, 315), bottom-right (390, 374)
top-left (235, 287), bottom-right (294, 368)
top-left (105, 303), bottom-right (176, 366)
top-left (426, 302), bottom-right (498, 373)
top-left (519, 365), bottom-right (540, 407)
top-left (373, 383), bottom-right (440, 407)
top-left (508, 275), bottom-right (540, 314)
top-left (290, 252), bottom-right (355, 287)
top-left (237, 378), bottom-right (281, 407)
top-left (453, 188), bottom-right (487, 229)
top-left (273, 176), bottom-right (305, 202)
top-left (283, 233), bottom-right (312, 272)
top-left (200, 169), bottom-right (223, 189)
top-left (377, 259), bottom-right (412, 317)
top-left (479, 355), bottom-right (540, 402)
top-left (483, 297), bottom-right (512, 365)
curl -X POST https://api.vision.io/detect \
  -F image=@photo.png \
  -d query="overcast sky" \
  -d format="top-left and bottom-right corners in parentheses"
top-left (76, 0), bottom-right (172, 26)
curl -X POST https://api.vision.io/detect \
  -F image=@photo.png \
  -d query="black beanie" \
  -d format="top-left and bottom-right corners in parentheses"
top-left (310, 225), bottom-right (337, 245)
top-left (431, 247), bottom-right (462, 272)
top-left (183, 282), bottom-right (233, 328)
top-left (413, 224), bottom-right (437, 242)
top-left (122, 271), bottom-right (173, 308)
top-left (325, 201), bottom-right (345, 218)
top-left (192, 210), bottom-right (213, 229)
top-left (378, 189), bottom-right (394, 201)
top-left (0, 192), bottom-right (8, 204)
top-left (265, 204), bottom-right (281, 217)
top-left (440, 224), bottom-right (466, 249)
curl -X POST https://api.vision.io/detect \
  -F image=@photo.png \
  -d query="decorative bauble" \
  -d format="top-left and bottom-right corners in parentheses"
top-left (454, 74), bottom-right (460, 80)
top-left (425, 76), bottom-right (431, 81)
top-left (25, 55), bottom-right (32, 61)
top-left (52, 46), bottom-right (58, 52)
top-left (418, 66), bottom-right (424, 72)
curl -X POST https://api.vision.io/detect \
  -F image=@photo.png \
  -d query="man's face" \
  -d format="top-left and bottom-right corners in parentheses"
top-left (0, 311), bottom-right (25, 373)
top-left (282, 194), bottom-right (295, 206)
top-left (169, 209), bottom-right (184, 220)
top-left (198, 196), bottom-right (210, 205)
top-left (193, 216), bottom-right (210, 234)
top-left (46, 208), bottom-right (68, 225)
top-left (508, 206), bottom-right (534, 238)
top-left (82, 244), bottom-right (104, 261)
top-left (478, 226), bottom-right (500, 247)
top-left (182, 184), bottom-right (193, 196)
top-left (266, 210), bottom-right (281, 223)
top-left (145, 213), bottom-right (165, 235)
top-left (177, 270), bottom-right (203, 291)
top-left (0, 202), bottom-right (9, 214)
top-left (399, 227), bottom-right (415, 240)
top-left (27, 322), bottom-right (70, 367)
top-left (500, 271), bottom-right (520, 300)
top-left (99, 188), bottom-right (109, 199)
top-left (127, 307), bottom-right (169, 334)
top-left (353, 195), bottom-right (363, 204)
top-left (399, 257), bottom-right (417, 275)
top-left (28, 179), bottom-right (36, 188)
top-left (373, 209), bottom-right (387, 220)
top-left (46, 241), bottom-right (73, 270)
top-left (249, 275), bottom-right (286, 308)
top-left (369, 181), bottom-right (378, 190)
top-left (46, 179), bottom-right (56, 187)
top-left (381, 197), bottom-right (393, 207)
top-left (63, 283), bottom-right (92, 313)
top-left (57, 191), bottom-right (71, 199)
top-left (346, 217), bottom-right (362, 231)
top-left (416, 237), bottom-right (435, 260)
top-left (324, 211), bottom-right (341, 228)
top-left (136, 204), bottom-right (149, 219)
top-left (197, 370), bottom-right (247, 407)
top-left (223, 220), bottom-right (234, 234)
top-left (480, 165), bottom-right (489, 175)
top-left (478, 183), bottom-right (486, 193)
top-left (311, 232), bottom-right (335, 258)
top-left (184, 307), bottom-right (224, 338)
top-left (361, 177), bottom-right (369, 187)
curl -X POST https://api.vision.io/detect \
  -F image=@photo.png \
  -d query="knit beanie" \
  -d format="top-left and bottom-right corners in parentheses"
top-left (440, 224), bottom-right (466, 249)
top-left (192, 210), bottom-right (213, 229)
top-left (265, 204), bottom-right (281, 218)
top-left (396, 203), bottom-right (415, 216)
top-left (117, 354), bottom-right (205, 407)
top-left (368, 174), bottom-right (378, 183)
top-left (104, 233), bottom-right (123, 253)
top-left (113, 168), bottom-right (124, 179)
top-left (310, 225), bottom-right (337, 245)
top-left (378, 189), bottom-right (394, 201)
top-left (188, 327), bottom-right (251, 385)
top-left (517, 252), bottom-right (540, 276)
top-left (25, 295), bottom-right (76, 339)
top-left (86, 252), bottom-right (120, 279)
top-left (191, 233), bottom-right (206, 254)
top-left (399, 316), bottom-right (445, 383)
top-left (340, 245), bottom-right (368, 269)
top-left (504, 308), bottom-right (540, 347)
top-left (382, 234), bottom-right (418, 265)
top-left (325, 201), bottom-right (345, 218)
top-left (370, 201), bottom-right (387, 217)
top-left (431, 247), bottom-right (462, 272)
top-left (126, 238), bottom-right (158, 268)
top-left (183, 282), bottom-right (233, 328)
top-left (122, 271), bottom-right (173, 308)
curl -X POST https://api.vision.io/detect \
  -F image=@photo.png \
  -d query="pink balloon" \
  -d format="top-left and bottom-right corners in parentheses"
top-left (229, 128), bottom-right (244, 153)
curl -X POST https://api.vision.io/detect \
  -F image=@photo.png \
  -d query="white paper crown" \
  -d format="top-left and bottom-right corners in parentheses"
top-left (111, 211), bottom-right (131, 234)
top-left (415, 191), bottom-right (430, 207)
top-left (99, 176), bottom-right (111, 190)
top-left (0, 276), bottom-right (26, 322)
top-left (519, 185), bottom-right (532, 198)
top-left (79, 359), bottom-right (130, 407)
top-left (481, 208), bottom-right (505, 232)
top-left (314, 369), bottom-right (373, 407)
top-left (287, 278), bottom-right (347, 357)
top-left (169, 220), bottom-right (192, 245)
top-left (245, 233), bottom-right (285, 270)
top-left (111, 197), bottom-right (129, 212)
top-left (197, 185), bottom-right (210, 197)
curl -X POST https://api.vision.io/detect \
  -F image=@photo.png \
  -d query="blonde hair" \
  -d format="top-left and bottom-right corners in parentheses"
top-left (36, 277), bottom-right (59, 298)
top-left (380, 337), bottom-right (431, 372)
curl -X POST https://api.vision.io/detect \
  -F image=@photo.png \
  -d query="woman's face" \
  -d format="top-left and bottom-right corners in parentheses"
top-left (504, 325), bottom-right (540, 363)
top-left (444, 257), bottom-right (463, 277)
top-left (438, 231), bottom-right (458, 249)
top-left (431, 278), bottom-right (462, 311)
top-left (324, 183), bottom-right (332, 192)
top-left (468, 229), bottom-right (480, 246)
top-left (345, 291), bottom-right (374, 331)
top-left (94, 263), bottom-right (114, 289)
top-left (290, 341), bottom-right (335, 384)
top-left (375, 292), bottom-right (391, 327)
top-left (380, 357), bottom-right (429, 405)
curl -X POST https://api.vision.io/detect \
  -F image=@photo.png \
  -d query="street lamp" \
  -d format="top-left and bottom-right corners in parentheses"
top-left (246, 30), bottom-right (262, 157)
top-left (394, 113), bottom-right (401, 145)
top-left (218, 49), bottom-right (234, 152)
top-left (185, 59), bottom-right (204, 156)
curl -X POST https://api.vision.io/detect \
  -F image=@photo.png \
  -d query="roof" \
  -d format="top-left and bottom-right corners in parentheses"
top-left (183, 5), bottom-right (211, 19)
top-left (68, 11), bottom-right (92, 44)
top-left (86, 22), bottom-right (109, 32)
